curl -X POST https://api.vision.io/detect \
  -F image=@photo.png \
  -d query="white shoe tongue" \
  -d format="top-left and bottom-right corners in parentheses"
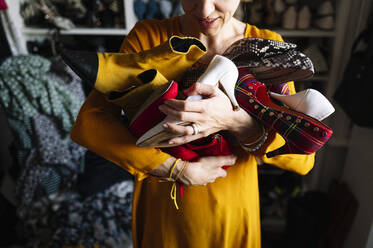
top-left (269, 89), bottom-right (335, 121)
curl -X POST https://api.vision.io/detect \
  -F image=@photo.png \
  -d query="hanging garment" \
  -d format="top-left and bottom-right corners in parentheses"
top-left (334, 27), bottom-right (373, 128)
top-left (18, 180), bottom-right (133, 247)
top-left (0, 54), bottom-right (85, 208)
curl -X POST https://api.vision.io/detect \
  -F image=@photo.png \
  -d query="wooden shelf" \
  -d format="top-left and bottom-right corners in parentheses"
top-left (275, 29), bottom-right (336, 38)
top-left (22, 27), bottom-right (129, 36)
top-left (22, 27), bottom-right (337, 38)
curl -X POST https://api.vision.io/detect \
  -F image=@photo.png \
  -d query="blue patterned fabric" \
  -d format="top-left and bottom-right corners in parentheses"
top-left (0, 55), bottom-right (134, 247)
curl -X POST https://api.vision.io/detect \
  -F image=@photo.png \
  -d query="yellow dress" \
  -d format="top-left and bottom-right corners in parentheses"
top-left (71, 16), bottom-right (315, 248)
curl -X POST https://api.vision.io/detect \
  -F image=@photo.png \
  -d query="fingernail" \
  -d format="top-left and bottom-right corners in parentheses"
top-left (168, 140), bottom-right (175, 145)
top-left (163, 123), bottom-right (168, 128)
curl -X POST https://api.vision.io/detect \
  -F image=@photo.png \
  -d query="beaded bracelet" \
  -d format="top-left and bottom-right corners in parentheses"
top-left (168, 159), bottom-right (181, 210)
top-left (240, 125), bottom-right (268, 152)
top-left (174, 160), bottom-right (188, 182)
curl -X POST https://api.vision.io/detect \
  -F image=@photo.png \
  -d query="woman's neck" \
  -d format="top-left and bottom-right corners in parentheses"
top-left (178, 15), bottom-right (246, 63)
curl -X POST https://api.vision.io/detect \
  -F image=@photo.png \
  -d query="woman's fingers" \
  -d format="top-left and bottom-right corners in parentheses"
top-left (184, 82), bottom-right (217, 98)
top-left (200, 155), bottom-right (237, 168)
top-left (167, 131), bottom-right (205, 145)
top-left (159, 104), bottom-right (202, 123)
top-left (180, 155), bottom-right (237, 186)
top-left (164, 122), bottom-right (196, 136)
top-left (163, 98), bottom-right (203, 112)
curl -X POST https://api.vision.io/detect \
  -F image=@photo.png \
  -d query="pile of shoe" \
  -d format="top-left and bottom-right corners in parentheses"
top-left (284, 0), bottom-right (335, 30)
top-left (61, 36), bottom-right (334, 158)
top-left (60, 36), bottom-right (335, 207)
top-left (20, 0), bottom-right (125, 30)
top-left (313, 0), bottom-right (335, 30)
top-left (242, 0), bottom-right (335, 30)
top-left (85, 0), bottom-right (125, 28)
top-left (134, 0), bottom-right (184, 20)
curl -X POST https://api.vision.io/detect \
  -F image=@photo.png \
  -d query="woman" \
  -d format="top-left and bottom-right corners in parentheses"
top-left (70, 0), bottom-right (315, 247)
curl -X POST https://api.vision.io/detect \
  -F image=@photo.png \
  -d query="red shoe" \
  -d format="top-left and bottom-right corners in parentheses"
top-left (235, 67), bottom-right (333, 157)
top-left (129, 80), bottom-right (179, 138)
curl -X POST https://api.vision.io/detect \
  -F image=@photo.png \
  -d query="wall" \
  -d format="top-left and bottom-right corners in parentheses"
top-left (366, 223), bottom-right (373, 248)
top-left (332, 1), bottom-right (373, 247)
top-left (342, 126), bottom-right (373, 248)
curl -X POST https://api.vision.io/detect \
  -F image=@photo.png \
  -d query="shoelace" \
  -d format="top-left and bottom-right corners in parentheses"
top-left (169, 158), bottom-right (181, 210)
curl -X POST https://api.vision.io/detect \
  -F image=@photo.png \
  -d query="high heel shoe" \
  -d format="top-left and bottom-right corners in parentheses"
top-left (186, 55), bottom-right (239, 109)
top-left (235, 67), bottom-right (333, 158)
top-left (0, 0), bottom-right (7, 10)
top-left (129, 79), bottom-right (179, 138)
top-left (107, 69), bottom-right (170, 121)
top-left (223, 38), bottom-right (314, 85)
top-left (269, 89), bottom-right (335, 121)
top-left (61, 35), bottom-right (207, 94)
top-left (107, 68), bottom-right (180, 139)
top-left (136, 55), bottom-right (239, 148)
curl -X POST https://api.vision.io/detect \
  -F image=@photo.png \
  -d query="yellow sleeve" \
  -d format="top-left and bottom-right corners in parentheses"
top-left (70, 20), bottom-right (174, 181)
top-left (244, 24), bottom-right (315, 175)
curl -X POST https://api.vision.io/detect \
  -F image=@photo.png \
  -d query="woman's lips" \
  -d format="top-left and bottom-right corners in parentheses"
top-left (198, 18), bottom-right (218, 28)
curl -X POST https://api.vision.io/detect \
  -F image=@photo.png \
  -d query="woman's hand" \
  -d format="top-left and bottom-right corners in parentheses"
top-left (150, 155), bottom-right (237, 186)
top-left (158, 82), bottom-right (261, 145)
top-left (178, 155), bottom-right (237, 186)
top-left (159, 83), bottom-right (235, 144)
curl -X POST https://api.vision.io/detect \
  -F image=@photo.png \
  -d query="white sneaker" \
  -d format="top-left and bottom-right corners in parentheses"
top-left (317, 1), bottom-right (334, 15)
top-left (297, 5), bottom-right (312, 30)
top-left (274, 0), bottom-right (286, 14)
top-left (249, 2), bottom-right (264, 25)
top-left (314, 1), bottom-right (335, 30)
top-left (282, 6), bottom-right (297, 30)
top-left (314, 16), bottom-right (335, 30)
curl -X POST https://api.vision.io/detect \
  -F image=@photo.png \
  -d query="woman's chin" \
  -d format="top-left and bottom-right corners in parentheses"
top-left (200, 26), bottom-right (222, 37)
top-left (198, 21), bottom-right (223, 36)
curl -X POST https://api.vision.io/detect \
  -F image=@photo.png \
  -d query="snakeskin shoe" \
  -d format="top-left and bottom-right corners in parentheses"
top-left (180, 38), bottom-right (314, 90)
top-left (222, 38), bottom-right (314, 85)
